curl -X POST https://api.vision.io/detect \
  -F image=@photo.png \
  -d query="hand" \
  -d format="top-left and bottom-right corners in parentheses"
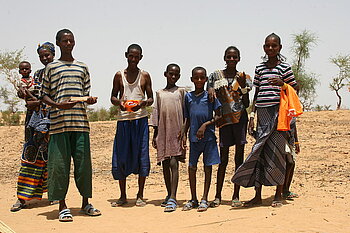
top-left (119, 100), bottom-right (127, 111)
top-left (237, 72), bottom-right (247, 87)
top-left (208, 88), bottom-right (216, 103)
top-left (196, 123), bottom-right (207, 140)
top-left (248, 118), bottom-right (255, 136)
top-left (130, 103), bottom-right (141, 112)
top-left (268, 77), bottom-right (284, 86)
top-left (17, 89), bottom-right (26, 99)
top-left (86, 96), bottom-right (98, 105)
top-left (57, 100), bottom-right (79, 109)
top-left (26, 100), bottom-right (40, 110)
top-left (181, 135), bottom-right (187, 150)
top-left (152, 137), bottom-right (157, 149)
top-left (295, 143), bottom-right (300, 154)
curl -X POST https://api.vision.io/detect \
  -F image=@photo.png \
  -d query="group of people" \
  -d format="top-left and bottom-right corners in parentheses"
top-left (11, 28), bottom-right (303, 222)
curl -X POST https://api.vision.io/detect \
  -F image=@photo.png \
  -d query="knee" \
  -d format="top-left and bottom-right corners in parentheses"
top-left (188, 166), bottom-right (197, 172)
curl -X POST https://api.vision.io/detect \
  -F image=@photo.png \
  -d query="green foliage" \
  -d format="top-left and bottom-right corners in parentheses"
top-left (290, 30), bottom-right (319, 110)
top-left (0, 110), bottom-right (21, 126)
top-left (88, 107), bottom-right (112, 122)
top-left (313, 104), bottom-right (332, 111)
top-left (0, 49), bottom-right (24, 89)
top-left (329, 54), bottom-right (350, 109)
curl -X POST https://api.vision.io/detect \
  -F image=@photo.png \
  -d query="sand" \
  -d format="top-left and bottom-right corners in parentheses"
top-left (0, 110), bottom-right (349, 233)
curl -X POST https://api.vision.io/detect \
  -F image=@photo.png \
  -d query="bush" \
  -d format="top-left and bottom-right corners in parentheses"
top-left (0, 111), bottom-right (21, 125)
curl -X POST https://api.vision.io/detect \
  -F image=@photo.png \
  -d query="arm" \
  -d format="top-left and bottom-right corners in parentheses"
top-left (137, 71), bottom-right (154, 109)
top-left (110, 71), bottom-right (126, 111)
top-left (248, 88), bottom-right (259, 136)
top-left (293, 125), bottom-right (300, 154)
top-left (207, 73), bottom-right (216, 102)
top-left (152, 126), bottom-right (158, 149)
top-left (41, 95), bottom-right (79, 110)
top-left (180, 118), bottom-right (190, 150)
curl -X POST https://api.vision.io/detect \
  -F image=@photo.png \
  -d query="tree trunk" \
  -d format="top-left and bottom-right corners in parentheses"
top-left (335, 90), bottom-right (342, 110)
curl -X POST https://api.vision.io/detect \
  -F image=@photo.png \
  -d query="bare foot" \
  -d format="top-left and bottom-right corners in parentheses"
top-left (243, 197), bottom-right (262, 207)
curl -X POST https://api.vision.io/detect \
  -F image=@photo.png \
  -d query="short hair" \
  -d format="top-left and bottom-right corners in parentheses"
top-left (19, 61), bottom-right (31, 68)
top-left (265, 33), bottom-right (281, 45)
top-left (191, 66), bottom-right (206, 76)
top-left (56, 29), bottom-right (73, 41)
top-left (166, 63), bottom-right (180, 72)
top-left (126, 44), bottom-right (142, 54)
top-left (224, 46), bottom-right (240, 58)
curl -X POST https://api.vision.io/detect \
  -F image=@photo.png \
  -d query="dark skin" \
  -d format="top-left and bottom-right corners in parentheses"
top-left (152, 65), bottom-right (181, 204)
top-left (110, 47), bottom-right (153, 204)
top-left (207, 48), bottom-right (250, 205)
top-left (41, 32), bottom-right (97, 216)
top-left (17, 62), bottom-right (33, 99)
top-left (246, 36), bottom-right (299, 207)
top-left (181, 70), bottom-right (220, 203)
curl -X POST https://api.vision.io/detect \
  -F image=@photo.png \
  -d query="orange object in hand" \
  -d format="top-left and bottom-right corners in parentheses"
top-left (124, 100), bottom-right (140, 112)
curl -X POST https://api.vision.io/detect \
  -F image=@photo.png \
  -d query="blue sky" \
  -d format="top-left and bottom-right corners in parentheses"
top-left (1, 0), bottom-right (349, 110)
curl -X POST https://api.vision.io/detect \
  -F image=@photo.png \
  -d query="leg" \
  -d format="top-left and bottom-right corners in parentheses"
top-left (135, 176), bottom-right (147, 207)
top-left (188, 166), bottom-right (197, 201)
top-left (202, 165), bottom-right (212, 201)
top-left (244, 186), bottom-right (262, 207)
top-left (214, 146), bottom-right (229, 201)
top-left (169, 157), bottom-right (179, 200)
top-left (162, 159), bottom-right (171, 198)
top-left (232, 144), bottom-right (245, 201)
top-left (272, 185), bottom-right (284, 207)
top-left (283, 155), bottom-right (298, 198)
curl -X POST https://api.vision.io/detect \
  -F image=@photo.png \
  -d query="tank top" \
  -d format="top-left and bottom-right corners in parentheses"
top-left (117, 69), bottom-right (148, 121)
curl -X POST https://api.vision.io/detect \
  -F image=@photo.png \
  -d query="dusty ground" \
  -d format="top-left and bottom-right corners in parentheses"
top-left (0, 110), bottom-right (349, 233)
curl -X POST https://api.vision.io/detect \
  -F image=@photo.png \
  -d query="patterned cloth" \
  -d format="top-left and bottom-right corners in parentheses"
top-left (231, 105), bottom-right (292, 187)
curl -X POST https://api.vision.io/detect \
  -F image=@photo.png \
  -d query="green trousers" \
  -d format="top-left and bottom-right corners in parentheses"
top-left (47, 132), bottom-right (92, 201)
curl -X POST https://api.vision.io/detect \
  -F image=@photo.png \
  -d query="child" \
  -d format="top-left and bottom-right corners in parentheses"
top-left (150, 63), bottom-right (186, 212)
top-left (111, 44), bottom-right (153, 207)
top-left (181, 67), bottom-right (221, 212)
top-left (17, 61), bottom-right (36, 100)
top-left (207, 46), bottom-right (252, 208)
top-left (231, 33), bottom-right (299, 207)
top-left (41, 29), bottom-right (100, 221)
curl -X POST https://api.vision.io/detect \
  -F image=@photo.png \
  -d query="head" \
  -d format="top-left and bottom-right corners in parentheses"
top-left (164, 63), bottom-right (181, 86)
top-left (56, 29), bottom-right (75, 54)
top-left (125, 44), bottom-right (143, 68)
top-left (224, 46), bottom-right (240, 68)
top-left (191, 67), bottom-right (207, 90)
top-left (263, 33), bottom-right (282, 59)
top-left (37, 42), bottom-right (55, 66)
top-left (18, 61), bottom-right (31, 77)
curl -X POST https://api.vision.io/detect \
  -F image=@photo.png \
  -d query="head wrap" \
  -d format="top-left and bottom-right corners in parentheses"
top-left (37, 42), bottom-right (55, 55)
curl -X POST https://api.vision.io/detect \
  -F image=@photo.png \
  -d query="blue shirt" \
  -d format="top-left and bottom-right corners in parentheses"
top-left (184, 91), bottom-right (221, 142)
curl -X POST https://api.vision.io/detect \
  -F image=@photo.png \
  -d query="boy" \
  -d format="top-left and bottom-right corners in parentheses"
top-left (110, 44), bottom-right (153, 207)
top-left (181, 67), bottom-right (221, 212)
top-left (41, 29), bottom-right (100, 222)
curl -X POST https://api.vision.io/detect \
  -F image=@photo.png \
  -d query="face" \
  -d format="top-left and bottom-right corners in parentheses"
top-left (164, 66), bottom-right (180, 86)
top-left (125, 48), bottom-right (142, 67)
top-left (19, 63), bottom-right (31, 77)
top-left (224, 49), bottom-right (240, 68)
top-left (56, 33), bottom-right (75, 53)
top-left (191, 69), bottom-right (207, 89)
top-left (263, 36), bottom-right (282, 58)
top-left (38, 49), bottom-right (54, 66)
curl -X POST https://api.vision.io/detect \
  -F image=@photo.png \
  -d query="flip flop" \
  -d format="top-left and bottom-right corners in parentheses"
top-left (135, 197), bottom-right (146, 207)
top-left (111, 198), bottom-right (128, 207)
top-left (80, 204), bottom-right (101, 216)
top-left (161, 196), bottom-right (170, 207)
top-left (271, 200), bottom-right (283, 208)
top-left (59, 209), bottom-right (73, 222)
top-left (10, 200), bottom-right (26, 212)
top-left (182, 200), bottom-right (198, 211)
top-left (231, 199), bottom-right (243, 208)
top-left (209, 198), bottom-right (221, 208)
top-left (164, 198), bottom-right (177, 212)
top-left (197, 200), bottom-right (209, 212)
top-left (283, 191), bottom-right (299, 199)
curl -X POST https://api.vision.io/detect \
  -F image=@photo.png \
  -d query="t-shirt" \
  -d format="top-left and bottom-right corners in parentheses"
top-left (41, 60), bottom-right (91, 135)
top-left (184, 91), bottom-right (221, 142)
top-left (254, 62), bottom-right (297, 107)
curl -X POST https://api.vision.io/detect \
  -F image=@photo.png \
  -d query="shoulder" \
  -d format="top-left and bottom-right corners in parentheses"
top-left (141, 70), bottom-right (151, 78)
top-left (278, 62), bottom-right (292, 70)
top-left (255, 62), bottom-right (266, 70)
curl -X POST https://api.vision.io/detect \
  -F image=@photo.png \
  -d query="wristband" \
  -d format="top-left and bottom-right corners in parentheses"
top-left (294, 142), bottom-right (299, 144)
top-left (250, 112), bottom-right (255, 118)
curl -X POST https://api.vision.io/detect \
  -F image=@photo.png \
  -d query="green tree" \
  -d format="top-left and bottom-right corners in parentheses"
top-left (290, 30), bottom-right (318, 110)
top-left (329, 54), bottom-right (350, 110)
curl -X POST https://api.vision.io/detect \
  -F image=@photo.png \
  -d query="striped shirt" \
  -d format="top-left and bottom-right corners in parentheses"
top-left (253, 62), bottom-right (297, 107)
top-left (41, 60), bottom-right (90, 135)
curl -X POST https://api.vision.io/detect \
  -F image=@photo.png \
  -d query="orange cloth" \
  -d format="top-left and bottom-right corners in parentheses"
top-left (277, 84), bottom-right (303, 131)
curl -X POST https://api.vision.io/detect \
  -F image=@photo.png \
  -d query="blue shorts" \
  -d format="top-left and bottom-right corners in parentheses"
top-left (112, 117), bottom-right (150, 180)
top-left (189, 140), bottom-right (220, 167)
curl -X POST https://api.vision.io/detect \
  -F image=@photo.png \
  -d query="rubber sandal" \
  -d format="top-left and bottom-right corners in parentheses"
top-left (182, 200), bottom-right (198, 211)
top-left (271, 200), bottom-right (283, 208)
top-left (209, 198), bottom-right (221, 208)
top-left (111, 198), bottom-right (128, 207)
top-left (80, 204), bottom-right (101, 216)
top-left (283, 191), bottom-right (299, 199)
top-left (164, 198), bottom-right (177, 212)
top-left (231, 199), bottom-right (243, 207)
top-left (59, 209), bottom-right (73, 222)
top-left (136, 197), bottom-right (146, 207)
top-left (161, 196), bottom-right (170, 207)
top-left (10, 201), bottom-right (26, 212)
top-left (197, 200), bottom-right (209, 212)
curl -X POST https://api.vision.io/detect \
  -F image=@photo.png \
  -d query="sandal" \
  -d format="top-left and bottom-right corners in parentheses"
top-left (283, 191), bottom-right (299, 200)
top-left (209, 197), bottom-right (221, 208)
top-left (231, 198), bottom-right (243, 208)
top-left (160, 196), bottom-right (170, 207)
top-left (197, 200), bottom-right (209, 212)
top-left (59, 209), bottom-right (73, 222)
top-left (271, 200), bottom-right (283, 208)
top-left (80, 204), bottom-right (101, 216)
top-left (164, 198), bottom-right (177, 212)
top-left (111, 198), bottom-right (128, 207)
top-left (10, 200), bottom-right (26, 212)
top-left (136, 197), bottom-right (146, 207)
top-left (182, 200), bottom-right (198, 211)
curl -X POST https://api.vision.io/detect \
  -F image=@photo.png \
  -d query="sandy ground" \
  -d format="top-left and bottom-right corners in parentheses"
top-left (0, 110), bottom-right (349, 233)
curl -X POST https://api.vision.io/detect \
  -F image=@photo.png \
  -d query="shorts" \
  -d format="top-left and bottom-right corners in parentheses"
top-left (189, 140), bottom-right (220, 167)
top-left (112, 117), bottom-right (150, 180)
top-left (219, 110), bottom-right (248, 147)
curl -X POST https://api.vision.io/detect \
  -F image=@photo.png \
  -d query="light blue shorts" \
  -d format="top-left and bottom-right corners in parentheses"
top-left (189, 140), bottom-right (220, 167)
